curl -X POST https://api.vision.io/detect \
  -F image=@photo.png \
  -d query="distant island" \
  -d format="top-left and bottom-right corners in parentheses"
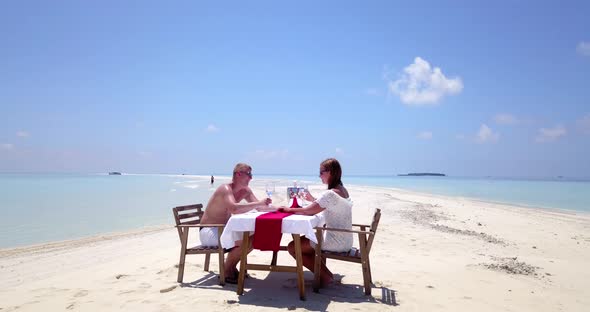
top-left (108, 172), bottom-right (122, 175)
top-left (398, 173), bottom-right (446, 177)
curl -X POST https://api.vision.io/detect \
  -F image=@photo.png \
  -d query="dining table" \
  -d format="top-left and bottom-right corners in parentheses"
top-left (220, 209), bottom-right (326, 300)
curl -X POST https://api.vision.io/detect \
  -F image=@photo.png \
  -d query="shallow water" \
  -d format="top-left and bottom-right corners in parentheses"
top-left (1, 173), bottom-right (588, 248)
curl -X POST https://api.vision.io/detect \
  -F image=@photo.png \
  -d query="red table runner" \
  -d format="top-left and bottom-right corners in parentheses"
top-left (252, 211), bottom-right (293, 251)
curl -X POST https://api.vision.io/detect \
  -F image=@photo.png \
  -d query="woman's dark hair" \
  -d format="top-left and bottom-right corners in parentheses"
top-left (321, 158), bottom-right (343, 189)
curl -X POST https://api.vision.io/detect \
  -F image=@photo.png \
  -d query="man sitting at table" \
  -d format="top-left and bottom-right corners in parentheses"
top-left (200, 163), bottom-right (272, 284)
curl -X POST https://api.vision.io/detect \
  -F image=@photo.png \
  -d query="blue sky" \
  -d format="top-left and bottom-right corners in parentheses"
top-left (1, 1), bottom-right (589, 177)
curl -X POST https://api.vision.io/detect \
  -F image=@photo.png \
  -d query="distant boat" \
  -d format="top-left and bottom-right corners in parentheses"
top-left (108, 172), bottom-right (122, 175)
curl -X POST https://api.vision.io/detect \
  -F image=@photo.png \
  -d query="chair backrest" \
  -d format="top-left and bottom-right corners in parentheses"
top-left (364, 208), bottom-right (381, 255)
top-left (172, 204), bottom-right (204, 239)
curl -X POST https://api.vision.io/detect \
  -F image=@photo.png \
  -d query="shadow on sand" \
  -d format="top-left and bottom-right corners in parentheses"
top-left (181, 271), bottom-right (398, 310)
top-left (179, 271), bottom-right (227, 289)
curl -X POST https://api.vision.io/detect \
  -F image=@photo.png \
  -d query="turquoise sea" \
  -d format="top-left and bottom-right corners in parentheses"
top-left (1, 173), bottom-right (589, 249)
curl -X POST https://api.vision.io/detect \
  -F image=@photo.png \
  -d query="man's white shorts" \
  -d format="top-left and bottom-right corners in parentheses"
top-left (199, 227), bottom-right (219, 246)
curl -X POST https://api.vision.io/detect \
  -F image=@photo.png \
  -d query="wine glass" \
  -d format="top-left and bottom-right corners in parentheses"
top-left (298, 183), bottom-right (308, 204)
top-left (265, 182), bottom-right (275, 204)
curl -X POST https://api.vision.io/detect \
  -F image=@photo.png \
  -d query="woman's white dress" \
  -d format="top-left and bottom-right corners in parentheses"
top-left (315, 190), bottom-right (353, 252)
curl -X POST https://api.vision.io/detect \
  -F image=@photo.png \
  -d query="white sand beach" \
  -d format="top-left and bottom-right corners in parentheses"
top-left (1, 184), bottom-right (589, 311)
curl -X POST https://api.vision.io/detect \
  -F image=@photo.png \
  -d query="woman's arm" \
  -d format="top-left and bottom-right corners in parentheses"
top-left (279, 201), bottom-right (324, 215)
top-left (303, 190), bottom-right (316, 202)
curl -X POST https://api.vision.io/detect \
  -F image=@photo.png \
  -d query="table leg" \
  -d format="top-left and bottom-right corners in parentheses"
top-left (271, 251), bottom-right (278, 266)
top-left (237, 232), bottom-right (250, 295)
top-left (292, 234), bottom-right (306, 300)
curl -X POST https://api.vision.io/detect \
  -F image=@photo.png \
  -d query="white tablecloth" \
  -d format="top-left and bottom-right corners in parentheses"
top-left (220, 210), bottom-right (326, 249)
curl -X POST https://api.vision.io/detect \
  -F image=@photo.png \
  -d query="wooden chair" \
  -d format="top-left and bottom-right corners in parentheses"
top-left (172, 204), bottom-right (227, 284)
top-left (313, 208), bottom-right (381, 295)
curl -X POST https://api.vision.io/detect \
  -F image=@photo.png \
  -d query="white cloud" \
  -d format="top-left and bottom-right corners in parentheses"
top-left (577, 41), bottom-right (590, 56)
top-left (16, 130), bottom-right (29, 137)
top-left (252, 149), bottom-right (289, 160)
top-left (476, 124), bottom-right (499, 143)
top-left (205, 124), bottom-right (219, 133)
top-left (417, 131), bottom-right (433, 140)
top-left (535, 125), bottom-right (567, 143)
top-left (1, 143), bottom-right (14, 150)
top-left (365, 88), bottom-right (380, 96)
top-left (388, 57), bottom-right (463, 105)
top-left (577, 114), bottom-right (590, 135)
top-left (494, 113), bottom-right (519, 125)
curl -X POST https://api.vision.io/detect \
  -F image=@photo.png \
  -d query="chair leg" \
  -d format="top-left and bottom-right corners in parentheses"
top-left (313, 228), bottom-right (324, 293)
top-left (204, 253), bottom-right (211, 271)
top-left (177, 230), bottom-right (189, 283)
top-left (313, 254), bottom-right (322, 293)
top-left (366, 257), bottom-right (372, 283)
top-left (361, 258), bottom-right (371, 295)
top-left (358, 234), bottom-right (371, 295)
top-left (177, 252), bottom-right (187, 283)
top-left (271, 251), bottom-right (278, 266)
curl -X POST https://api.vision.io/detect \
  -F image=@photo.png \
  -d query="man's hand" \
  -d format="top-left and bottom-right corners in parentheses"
top-left (261, 198), bottom-right (272, 206)
top-left (277, 206), bottom-right (292, 213)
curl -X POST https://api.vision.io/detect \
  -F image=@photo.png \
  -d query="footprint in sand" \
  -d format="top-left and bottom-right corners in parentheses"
top-left (374, 280), bottom-right (392, 287)
top-left (138, 282), bottom-right (152, 289)
top-left (33, 287), bottom-right (70, 295)
top-left (159, 285), bottom-right (177, 293)
top-left (157, 265), bottom-right (177, 275)
top-left (73, 290), bottom-right (89, 298)
top-left (115, 274), bottom-right (129, 279)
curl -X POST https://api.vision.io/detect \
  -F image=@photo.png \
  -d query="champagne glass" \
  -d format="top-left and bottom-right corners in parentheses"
top-left (265, 182), bottom-right (275, 206)
top-left (298, 183), bottom-right (308, 204)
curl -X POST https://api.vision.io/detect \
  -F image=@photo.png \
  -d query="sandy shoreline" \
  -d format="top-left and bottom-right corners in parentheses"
top-left (1, 183), bottom-right (589, 311)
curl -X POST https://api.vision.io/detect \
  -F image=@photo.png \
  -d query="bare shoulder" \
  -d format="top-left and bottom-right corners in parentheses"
top-left (242, 185), bottom-right (254, 194)
top-left (332, 186), bottom-right (350, 199)
top-left (235, 185), bottom-right (254, 201)
top-left (214, 183), bottom-right (232, 195)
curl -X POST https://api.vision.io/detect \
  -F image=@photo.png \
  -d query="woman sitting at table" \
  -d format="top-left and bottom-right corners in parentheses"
top-left (279, 158), bottom-right (352, 287)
